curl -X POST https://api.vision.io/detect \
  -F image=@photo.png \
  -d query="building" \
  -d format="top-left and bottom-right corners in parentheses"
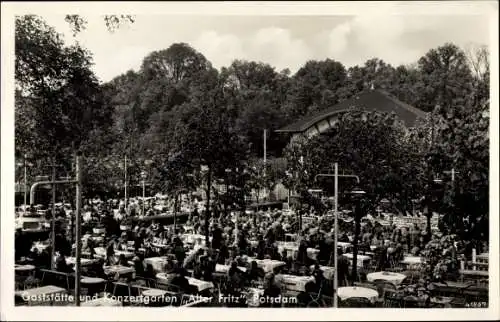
top-left (276, 89), bottom-right (427, 141)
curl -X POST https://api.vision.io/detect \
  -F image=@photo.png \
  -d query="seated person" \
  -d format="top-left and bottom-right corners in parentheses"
top-left (227, 261), bottom-right (245, 291)
top-left (169, 268), bottom-right (191, 294)
top-left (256, 235), bottom-right (266, 260)
top-left (85, 257), bottom-right (105, 278)
top-left (297, 281), bottom-right (319, 307)
top-left (133, 256), bottom-right (145, 277)
top-left (85, 237), bottom-right (96, 258)
top-left (173, 237), bottom-right (186, 263)
top-left (38, 247), bottom-right (52, 269)
top-left (106, 238), bottom-right (115, 259)
top-left (201, 254), bottom-right (215, 282)
top-left (262, 273), bottom-right (281, 307)
top-left (192, 258), bottom-right (204, 280)
top-left (141, 263), bottom-right (156, 280)
top-left (55, 253), bottom-right (73, 273)
top-left (247, 260), bottom-right (265, 282)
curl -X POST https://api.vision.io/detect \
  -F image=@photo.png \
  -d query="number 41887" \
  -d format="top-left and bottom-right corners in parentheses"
top-left (466, 302), bottom-right (488, 308)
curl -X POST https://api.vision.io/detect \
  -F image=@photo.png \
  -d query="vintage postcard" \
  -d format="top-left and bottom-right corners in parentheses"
top-left (1, 1), bottom-right (498, 321)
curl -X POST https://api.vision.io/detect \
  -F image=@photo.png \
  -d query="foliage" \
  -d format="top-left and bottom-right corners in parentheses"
top-left (65, 14), bottom-right (135, 36)
top-left (15, 15), bottom-right (114, 189)
top-left (14, 13), bottom-right (489, 240)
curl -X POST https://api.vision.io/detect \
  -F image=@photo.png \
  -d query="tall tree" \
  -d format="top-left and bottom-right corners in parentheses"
top-left (15, 15), bottom-right (113, 183)
top-left (416, 43), bottom-right (474, 113)
top-left (285, 59), bottom-right (347, 119)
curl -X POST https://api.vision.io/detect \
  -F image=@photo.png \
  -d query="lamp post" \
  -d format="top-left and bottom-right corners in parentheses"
top-left (349, 186), bottom-right (366, 286)
top-left (16, 154), bottom-right (31, 215)
top-left (124, 156), bottom-right (128, 209)
top-left (141, 170), bottom-right (147, 216)
top-left (314, 164), bottom-right (361, 307)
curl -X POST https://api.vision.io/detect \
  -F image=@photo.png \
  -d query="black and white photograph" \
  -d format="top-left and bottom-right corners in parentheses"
top-left (1, 1), bottom-right (499, 320)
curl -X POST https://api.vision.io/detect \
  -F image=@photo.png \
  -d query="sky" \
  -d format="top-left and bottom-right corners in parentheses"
top-left (38, 12), bottom-right (492, 83)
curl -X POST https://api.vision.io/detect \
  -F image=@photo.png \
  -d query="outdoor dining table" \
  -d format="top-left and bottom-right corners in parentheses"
top-left (94, 247), bottom-right (134, 259)
top-left (63, 257), bottom-right (98, 267)
top-left (81, 277), bottom-right (106, 296)
top-left (367, 271), bottom-right (407, 286)
top-left (144, 256), bottom-right (169, 272)
top-left (181, 234), bottom-right (208, 244)
top-left (156, 273), bottom-right (214, 292)
top-left (307, 248), bottom-right (320, 260)
top-left (186, 277), bottom-right (214, 292)
top-left (309, 265), bottom-right (335, 280)
top-left (31, 242), bottom-right (49, 252)
top-left (276, 241), bottom-right (298, 256)
top-left (276, 274), bottom-right (315, 292)
top-left (215, 264), bottom-right (247, 274)
top-left (247, 258), bottom-right (286, 273)
top-left (15, 264), bottom-right (35, 273)
top-left (343, 253), bottom-right (372, 267)
top-left (337, 242), bottom-right (352, 252)
top-left (401, 256), bottom-right (423, 269)
top-left (81, 297), bottom-right (122, 307)
top-left (103, 265), bottom-right (135, 279)
top-left (15, 285), bottom-right (67, 306)
top-left (337, 286), bottom-right (379, 303)
top-left (142, 288), bottom-right (169, 306)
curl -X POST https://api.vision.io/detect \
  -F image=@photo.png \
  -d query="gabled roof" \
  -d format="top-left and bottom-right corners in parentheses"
top-left (276, 89), bottom-right (427, 133)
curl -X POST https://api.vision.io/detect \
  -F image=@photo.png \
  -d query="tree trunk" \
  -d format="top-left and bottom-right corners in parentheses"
top-left (351, 213), bottom-right (361, 284)
top-left (205, 166), bottom-right (212, 246)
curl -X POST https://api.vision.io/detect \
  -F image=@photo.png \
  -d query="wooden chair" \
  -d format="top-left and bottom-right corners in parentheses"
top-left (40, 269), bottom-right (73, 290)
top-left (112, 281), bottom-right (132, 298)
top-left (133, 276), bottom-right (158, 289)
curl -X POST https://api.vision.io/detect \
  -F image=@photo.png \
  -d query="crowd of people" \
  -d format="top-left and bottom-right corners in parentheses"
top-left (15, 195), bottom-right (489, 307)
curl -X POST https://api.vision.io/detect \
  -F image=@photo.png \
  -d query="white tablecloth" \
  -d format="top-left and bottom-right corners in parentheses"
top-left (103, 265), bottom-right (135, 276)
top-left (338, 242), bottom-right (352, 252)
top-left (181, 234), bottom-right (208, 244)
top-left (277, 274), bottom-right (314, 292)
top-left (367, 271), bottom-right (407, 285)
top-left (310, 265), bottom-right (335, 280)
top-left (215, 264), bottom-right (247, 274)
top-left (402, 256), bottom-right (423, 265)
top-left (144, 257), bottom-right (169, 272)
top-left (337, 286), bottom-right (378, 302)
top-left (186, 277), bottom-right (214, 292)
top-left (307, 248), bottom-right (320, 260)
top-left (31, 242), bottom-right (49, 252)
top-left (343, 253), bottom-right (372, 267)
top-left (15, 264), bottom-right (35, 272)
top-left (81, 277), bottom-right (106, 285)
top-left (94, 247), bottom-right (134, 259)
top-left (276, 242), bottom-right (298, 256)
top-left (156, 274), bottom-right (214, 292)
top-left (63, 257), bottom-right (97, 267)
top-left (142, 289), bottom-right (168, 297)
top-left (248, 258), bottom-right (286, 273)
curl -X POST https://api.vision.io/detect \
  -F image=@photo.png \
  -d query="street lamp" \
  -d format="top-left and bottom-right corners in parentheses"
top-left (141, 170), bottom-right (147, 216)
top-left (16, 154), bottom-right (32, 215)
top-left (314, 163), bottom-right (362, 308)
top-left (348, 186), bottom-right (366, 287)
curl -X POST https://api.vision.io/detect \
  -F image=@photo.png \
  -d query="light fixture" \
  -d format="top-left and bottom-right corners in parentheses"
top-left (350, 187), bottom-right (366, 195)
